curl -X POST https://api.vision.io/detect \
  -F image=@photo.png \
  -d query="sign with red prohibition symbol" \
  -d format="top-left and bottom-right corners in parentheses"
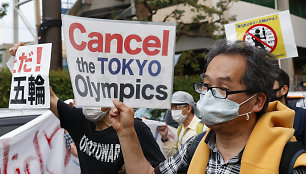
top-left (225, 10), bottom-right (298, 59)
top-left (243, 24), bottom-right (277, 52)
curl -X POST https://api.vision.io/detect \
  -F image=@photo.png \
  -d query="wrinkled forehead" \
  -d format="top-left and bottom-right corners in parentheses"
top-left (203, 54), bottom-right (247, 84)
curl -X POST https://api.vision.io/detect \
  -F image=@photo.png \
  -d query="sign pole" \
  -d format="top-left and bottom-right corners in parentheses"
top-left (278, 59), bottom-right (281, 68)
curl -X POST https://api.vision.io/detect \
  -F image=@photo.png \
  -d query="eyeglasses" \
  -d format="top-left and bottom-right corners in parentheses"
top-left (193, 82), bottom-right (249, 99)
top-left (171, 104), bottom-right (188, 110)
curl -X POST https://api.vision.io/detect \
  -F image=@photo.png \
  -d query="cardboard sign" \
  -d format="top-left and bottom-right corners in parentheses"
top-left (62, 15), bottom-right (176, 109)
top-left (225, 10), bottom-right (298, 59)
top-left (9, 44), bottom-right (52, 109)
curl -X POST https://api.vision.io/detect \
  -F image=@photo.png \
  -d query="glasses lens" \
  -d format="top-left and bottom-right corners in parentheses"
top-left (198, 83), bottom-right (208, 94)
top-left (211, 87), bottom-right (227, 99)
top-left (201, 84), bottom-right (208, 93)
top-left (171, 104), bottom-right (187, 110)
top-left (194, 83), bottom-right (204, 93)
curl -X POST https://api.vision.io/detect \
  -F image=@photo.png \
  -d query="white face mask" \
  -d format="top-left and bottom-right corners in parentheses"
top-left (196, 89), bottom-right (257, 125)
top-left (82, 107), bottom-right (110, 122)
top-left (171, 109), bottom-right (188, 124)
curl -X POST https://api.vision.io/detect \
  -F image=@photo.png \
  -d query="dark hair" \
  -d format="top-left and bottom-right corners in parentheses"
top-left (190, 104), bottom-right (195, 114)
top-left (276, 68), bottom-right (290, 103)
top-left (204, 40), bottom-right (279, 118)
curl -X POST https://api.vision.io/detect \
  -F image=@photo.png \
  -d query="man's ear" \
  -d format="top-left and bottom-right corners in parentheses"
top-left (280, 85), bottom-right (289, 96)
top-left (252, 92), bottom-right (266, 113)
top-left (188, 105), bottom-right (192, 112)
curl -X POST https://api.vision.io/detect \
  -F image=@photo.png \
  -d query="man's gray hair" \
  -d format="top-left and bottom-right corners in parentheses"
top-left (204, 40), bottom-right (279, 118)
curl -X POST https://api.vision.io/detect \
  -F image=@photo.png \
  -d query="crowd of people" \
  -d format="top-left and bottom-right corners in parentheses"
top-left (9, 39), bottom-right (306, 174)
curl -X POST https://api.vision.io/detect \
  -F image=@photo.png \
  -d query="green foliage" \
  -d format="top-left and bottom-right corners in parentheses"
top-left (0, 3), bottom-right (9, 19)
top-left (174, 50), bottom-right (206, 76)
top-left (0, 69), bottom-right (73, 108)
top-left (173, 75), bottom-right (202, 101)
top-left (135, 0), bottom-right (181, 12)
top-left (135, 0), bottom-right (237, 38)
top-left (0, 68), bottom-right (12, 108)
top-left (49, 70), bottom-right (74, 101)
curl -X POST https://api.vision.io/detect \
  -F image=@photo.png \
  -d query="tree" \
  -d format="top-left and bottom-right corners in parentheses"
top-left (132, 1), bottom-right (239, 119)
top-left (0, 3), bottom-right (9, 19)
top-left (134, 0), bottom-right (237, 77)
top-left (134, 0), bottom-right (237, 39)
top-left (174, 50), bottom-right (207, 76)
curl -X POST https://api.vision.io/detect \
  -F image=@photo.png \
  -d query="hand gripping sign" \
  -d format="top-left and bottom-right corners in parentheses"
top-left (225, 10), bottom-right (298, 59)
top-left (62, 15), bottom-right (176, 109)
top-left (9, 44), bottom-right (52, 109)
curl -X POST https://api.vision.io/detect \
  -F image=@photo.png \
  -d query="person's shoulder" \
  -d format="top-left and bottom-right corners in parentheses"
top-left (134, 118), bottom-right (147, 128)
top-left (134, 118), bottom-right (153, 134)
top-left (288, 104), bottom-right (306, 113)
top-left (57, 99), bottom-right (66, 107)
top-left (134, 117), bottom-right (142, 123)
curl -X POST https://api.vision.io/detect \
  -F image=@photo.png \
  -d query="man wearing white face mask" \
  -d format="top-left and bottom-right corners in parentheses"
top-left (158, 91), bottom-right (207, 158)
top-left (108, 40), bottom-right (306, 174)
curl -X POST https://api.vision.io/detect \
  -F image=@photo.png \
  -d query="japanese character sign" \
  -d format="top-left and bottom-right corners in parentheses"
top-left (9, 43), bottom-right (52, 109)
top-left (225, 10), bottom-right (298, 59)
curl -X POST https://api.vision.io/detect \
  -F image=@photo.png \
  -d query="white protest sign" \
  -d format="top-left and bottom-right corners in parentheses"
top-left (62, 15), bottom-right (176, 108)
top-left (141, 119), bottom-right (176, 158)
top-left (225, 10), bottom-right (298, 59)
top-left (9, 44), bottom-right (52, 109)
top-left (6, 56), bottom-right (15, 74)
top-left (0, 111), bottom-right (81, 174)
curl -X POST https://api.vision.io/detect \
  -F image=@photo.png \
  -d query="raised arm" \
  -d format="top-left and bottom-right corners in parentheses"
top-left (9, 42), bottom-right (24, 56)
top-left (49, 87), bottom-right (59, 118)
top-left (109, 99), bottom-right (154, 174)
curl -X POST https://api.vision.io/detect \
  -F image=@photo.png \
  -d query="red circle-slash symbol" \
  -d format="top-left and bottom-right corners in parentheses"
top-left (243, 24), bottom-right (277, 52)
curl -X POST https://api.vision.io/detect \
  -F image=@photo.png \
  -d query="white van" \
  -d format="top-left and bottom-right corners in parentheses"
top-left (0, 109), bottom-right (48, 136)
